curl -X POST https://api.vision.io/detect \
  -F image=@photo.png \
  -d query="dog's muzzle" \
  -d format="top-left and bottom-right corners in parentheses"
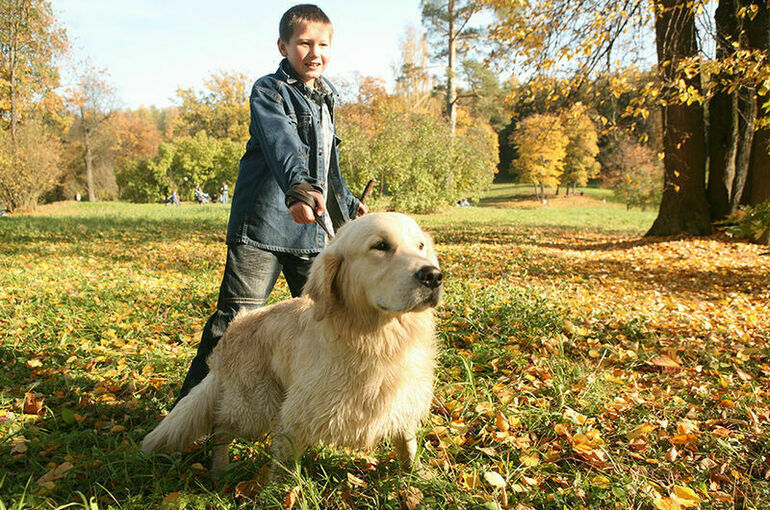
top-left (415, 266), bottom-right (443, 289)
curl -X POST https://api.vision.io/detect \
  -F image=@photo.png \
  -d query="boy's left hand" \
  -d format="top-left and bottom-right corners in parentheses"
top-left (289, 190), bottom-right (325, 224)
top-left (356, 202), bottom-right (368, 217)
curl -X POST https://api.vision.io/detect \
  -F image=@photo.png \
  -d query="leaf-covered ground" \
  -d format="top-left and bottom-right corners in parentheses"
top-left (1, 191), bottom-right (768, 509)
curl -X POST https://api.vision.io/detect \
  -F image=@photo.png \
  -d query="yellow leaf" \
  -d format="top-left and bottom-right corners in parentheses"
top-left (591, 475), bottom-right (610, 489)
top-left (654, 497), bottom-right (682, 510)
top-left (627, 423), bottom-right (656, 441)
top-left (672, 486), bottom-right (700, 507)
top-left (460, 471), bottom-right (481, 489)
top-left (520, 452), bottom-right (540, 466)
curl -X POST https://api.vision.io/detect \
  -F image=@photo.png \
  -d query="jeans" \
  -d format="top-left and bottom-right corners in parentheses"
top-left (174, 243), bottom-right (315, 405)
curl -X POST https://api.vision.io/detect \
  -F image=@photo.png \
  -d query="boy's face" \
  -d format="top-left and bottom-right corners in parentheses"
top-left (278, 21), bottom-right (332, 88)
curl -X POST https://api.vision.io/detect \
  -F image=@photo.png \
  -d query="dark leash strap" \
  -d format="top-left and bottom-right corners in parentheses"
top-left (285, 179), bottom-right (375, 240)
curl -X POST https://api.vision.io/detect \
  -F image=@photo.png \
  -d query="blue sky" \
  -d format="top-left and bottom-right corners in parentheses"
top-left (54, 0), bottom-right (425, 109)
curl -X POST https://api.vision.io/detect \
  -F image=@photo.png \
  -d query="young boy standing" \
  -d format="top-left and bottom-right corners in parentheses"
top-left (175, 4), bottom-right (366, 402)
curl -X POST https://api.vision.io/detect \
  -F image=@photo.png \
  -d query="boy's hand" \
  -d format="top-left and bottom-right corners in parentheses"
top-left (289, 190), bottom-right (325, 224)
top-left (356, 202), bottom-right (368, 217)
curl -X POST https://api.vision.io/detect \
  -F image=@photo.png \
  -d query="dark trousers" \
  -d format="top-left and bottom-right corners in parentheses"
top-left (174, 243), bottom-right (315, 405)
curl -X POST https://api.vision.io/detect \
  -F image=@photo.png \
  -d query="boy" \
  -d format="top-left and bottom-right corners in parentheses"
top-left (174, 4), bottom-right (366, 403)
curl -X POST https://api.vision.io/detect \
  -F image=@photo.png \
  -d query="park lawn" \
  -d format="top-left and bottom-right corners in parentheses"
top-left (1, 186), bottom-right (768, 509)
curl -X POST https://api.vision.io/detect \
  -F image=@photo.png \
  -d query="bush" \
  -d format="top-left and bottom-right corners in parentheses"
top-left (603, 138), bottom-right (662, 210)
top-left (116, 131), bottom-right (241, 202)
top-left (0, 121), bottom-right (62, 212)
top-left (338, 104), bottom-right (497, 214)
top-left (726, 202), bottom-right (770, 245)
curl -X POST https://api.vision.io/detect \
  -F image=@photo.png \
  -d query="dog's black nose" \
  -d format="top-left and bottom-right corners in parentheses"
top-left (416, 266), bottom-right (443, 289)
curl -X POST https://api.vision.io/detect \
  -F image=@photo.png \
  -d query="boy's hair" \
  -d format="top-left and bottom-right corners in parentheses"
top-left (279, 4), bottom-right (332, 41)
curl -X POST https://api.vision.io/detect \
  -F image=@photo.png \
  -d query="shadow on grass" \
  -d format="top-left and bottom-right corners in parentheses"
top-left (1, 212), bottom-right (227, 248)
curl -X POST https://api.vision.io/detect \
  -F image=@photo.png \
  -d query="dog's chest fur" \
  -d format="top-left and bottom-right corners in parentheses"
top-left (282, 315), bottom-right (435, 449)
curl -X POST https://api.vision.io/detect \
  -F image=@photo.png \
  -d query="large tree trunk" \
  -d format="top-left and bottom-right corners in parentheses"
top-left (647, 0), bottom-right (711, 236)
top-left (743, 0), bottom-right (770, 206)
top-left (707, 0), bottom-right (757, 220)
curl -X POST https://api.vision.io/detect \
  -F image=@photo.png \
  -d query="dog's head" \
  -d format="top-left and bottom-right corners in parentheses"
top-left (304, 212), bottom-right (443, 321)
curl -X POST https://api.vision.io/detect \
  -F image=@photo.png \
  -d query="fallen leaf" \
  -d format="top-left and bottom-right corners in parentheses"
top-left (399, 486), bottom-right (423, 510)
top-left (484, 470), bottom-right (506, 489)
top-left (672, 485), bottom-right (700, 507)
top-left (36, 462), bottom-right (74, 488)
top-left (627, 423), bottom-right (656, 441)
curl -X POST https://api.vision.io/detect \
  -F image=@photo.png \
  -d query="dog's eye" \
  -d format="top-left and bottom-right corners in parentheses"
top-left (372, 241), bottom-right (390, 251)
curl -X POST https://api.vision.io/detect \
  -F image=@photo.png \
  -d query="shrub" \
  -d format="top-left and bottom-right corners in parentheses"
top-left (726, 202), bottom-right (770, 245)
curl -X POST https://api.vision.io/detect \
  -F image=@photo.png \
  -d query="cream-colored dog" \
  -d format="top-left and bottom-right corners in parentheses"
top-left (141, 212), bottom-right (443, 477)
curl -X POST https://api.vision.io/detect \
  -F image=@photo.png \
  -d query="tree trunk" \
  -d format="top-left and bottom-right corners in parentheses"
top-left (743, 0), bottom-right (770, 206)
top-left (8, 0), bottom-right (20, 148)
top-left (707, 0), bottom-right (757, 220)
top-left (647, 0), bottom-right (711, 236)
top-left (81, 107), bottom-right (96, 201)
top-left (447, 0), bottom-right (457, 135)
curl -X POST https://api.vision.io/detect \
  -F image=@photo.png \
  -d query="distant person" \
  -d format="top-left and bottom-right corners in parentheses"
top-left (167, 189), bottom-right (180, 206)
top-left (173, 4), bottom-right (366, 404)
top-left (219, 181), bottom-right (229, 204)
top-left (194, 184), bottom-right (211, 204)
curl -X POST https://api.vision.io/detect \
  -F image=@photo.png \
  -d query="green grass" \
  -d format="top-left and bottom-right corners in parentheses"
top-left (1, 187), bottom-right (767, 509)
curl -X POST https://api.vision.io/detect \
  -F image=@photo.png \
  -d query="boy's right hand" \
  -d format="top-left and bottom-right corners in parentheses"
top-left (289, 190), bottom-right (325, 224)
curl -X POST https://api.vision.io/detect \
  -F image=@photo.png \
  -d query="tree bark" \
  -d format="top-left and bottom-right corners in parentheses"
top-left (647, 0), bottom-right (711, 236)
top-left (447, 0), bottom-right (457, 135)
top-left (743, 0), bottom-right (770, 205)
top-left (707, 0), bottom-right (757, 220)
top-left (81, 106), bottom-right (96, 201)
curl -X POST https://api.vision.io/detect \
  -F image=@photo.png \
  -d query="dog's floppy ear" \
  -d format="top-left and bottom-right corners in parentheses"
top-left (304, 249), bottom-right (342, 321)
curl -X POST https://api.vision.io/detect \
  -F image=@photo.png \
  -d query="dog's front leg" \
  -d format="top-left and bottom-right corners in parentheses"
top-left (394, 431), bottom-right (418, 471)
top-left (270, 430), bottom-right (306, 481)
top-left (211, 428), bottom-right (233, 477)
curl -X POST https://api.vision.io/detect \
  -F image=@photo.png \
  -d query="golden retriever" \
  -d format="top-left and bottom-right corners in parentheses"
top-left (141, 212), bottom-right (443, 478)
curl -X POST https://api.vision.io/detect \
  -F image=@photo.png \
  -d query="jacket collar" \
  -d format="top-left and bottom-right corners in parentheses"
top-left (278, 58), bottom-right (337, 99)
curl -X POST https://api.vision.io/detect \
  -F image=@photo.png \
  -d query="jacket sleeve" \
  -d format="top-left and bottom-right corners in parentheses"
top-left (249, 85), bottom-right (323, 196)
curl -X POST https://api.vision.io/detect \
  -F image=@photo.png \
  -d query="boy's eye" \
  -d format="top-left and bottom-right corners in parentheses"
top-left (372, 241), bottom-right (390, 252)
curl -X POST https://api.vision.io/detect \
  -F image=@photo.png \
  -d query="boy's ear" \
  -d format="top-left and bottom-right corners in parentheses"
top-left (277, 38), bottom-right (287, 57)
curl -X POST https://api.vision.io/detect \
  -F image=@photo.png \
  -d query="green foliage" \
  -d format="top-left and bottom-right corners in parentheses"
top-left (115, 131), bottom-right (240, 202)
top-left (338, 103), bottom-right (498, 214)
top-left (174, 71), bottom-right (250, 143)
top-left (726, 202), bottom-right (770, 245)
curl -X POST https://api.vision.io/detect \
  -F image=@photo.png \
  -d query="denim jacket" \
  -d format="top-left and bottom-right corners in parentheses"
top-left (226, 59), bottom-right (360, 254)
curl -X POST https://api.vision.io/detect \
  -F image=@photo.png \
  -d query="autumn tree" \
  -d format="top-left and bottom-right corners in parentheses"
top-left (0, 119), bottom-right (60, 210)
top-left (174, 71), bottom-right (250, 142)
top-left (560, 103), bottom-right (600, 194)
top-left (0, 0), bottom-right (67, 144)
top-left (0, 0), bottom-right (67, 211)
top-left (393, 25), bottom-right (436, 113)
top-left (67, 65), bottom-right (118, 201)
top-left (421, 0), bottom-right (486, 134)
top-left (604, 137), bottom-right (663, 209)
top-left (511, 113), bottom-right (568, 199)
top-left (110, 107), bottom-right (163, 169)
top-left (646, 0), bottom-right (710, 235)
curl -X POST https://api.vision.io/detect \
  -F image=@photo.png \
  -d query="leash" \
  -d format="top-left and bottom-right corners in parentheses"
top-left (285, 179), bottom-right (375, 240)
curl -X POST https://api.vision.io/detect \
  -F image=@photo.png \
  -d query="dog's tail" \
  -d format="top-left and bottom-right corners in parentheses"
top-left (141, 374), bottom-right (218, 454)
